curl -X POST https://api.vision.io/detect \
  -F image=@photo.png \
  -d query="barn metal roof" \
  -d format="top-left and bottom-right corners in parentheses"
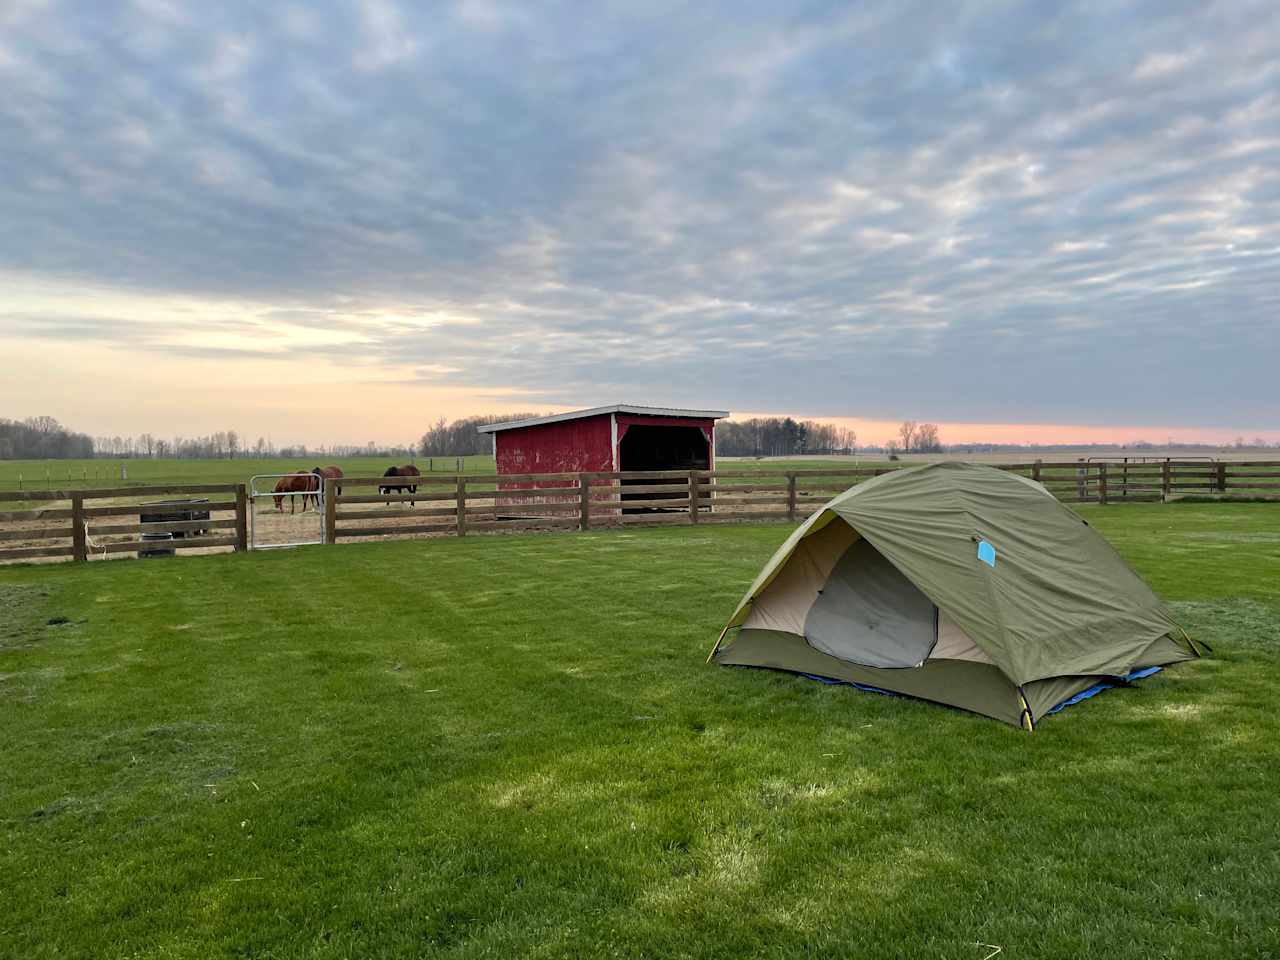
top-left (476, 404), bottom-right (730, 434)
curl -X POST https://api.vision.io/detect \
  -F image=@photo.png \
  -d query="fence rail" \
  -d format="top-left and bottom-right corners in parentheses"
top-left (0, 483), bottom-right (247, 563)
top-left (1, 460), bottom-right (1278, 564)
top-left (323, 460), bottom-right (1280, 544)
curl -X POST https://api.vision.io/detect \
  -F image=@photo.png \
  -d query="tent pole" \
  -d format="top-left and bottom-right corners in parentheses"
top-left (1018, 688), bottom-right (1036, 732)
top-left (706, 623), bottom-right (732, 663)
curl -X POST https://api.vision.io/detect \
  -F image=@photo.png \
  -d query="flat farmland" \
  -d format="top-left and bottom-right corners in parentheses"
top-left (0, 456), bottom-right (497, 492)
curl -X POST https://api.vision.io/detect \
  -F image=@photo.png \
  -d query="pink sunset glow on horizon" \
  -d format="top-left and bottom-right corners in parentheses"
top-left (730, 412), bottom-right (1280, 449)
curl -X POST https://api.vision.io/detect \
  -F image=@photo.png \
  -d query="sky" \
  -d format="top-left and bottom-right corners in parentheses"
top-left (1, 0), bottom-right (1277, 448)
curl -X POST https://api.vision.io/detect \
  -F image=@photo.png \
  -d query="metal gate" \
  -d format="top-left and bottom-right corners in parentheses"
top-left (249, 474), bottom-right (326, 549)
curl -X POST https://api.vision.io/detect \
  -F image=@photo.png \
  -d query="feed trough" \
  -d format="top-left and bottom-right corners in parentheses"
top-left (137, 498), bottom-right (211, 558)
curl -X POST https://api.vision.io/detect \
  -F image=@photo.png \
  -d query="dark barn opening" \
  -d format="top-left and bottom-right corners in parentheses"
top-left (619, 425), bottom-right (710, 510)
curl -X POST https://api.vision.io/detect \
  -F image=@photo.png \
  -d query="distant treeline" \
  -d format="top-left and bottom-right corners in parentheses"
top-left (95, 431), bottom-right (247, 459)
top-left (92, 432), bottom-right (416, 460)
top-left (0, 417), bottom-right (94, 459)
top-left (715, 418), bottom-right (860, 457)
top-left (8, 412), bottom-right (1271, 462)
top-left (419, 414), bottom-right (541, 456)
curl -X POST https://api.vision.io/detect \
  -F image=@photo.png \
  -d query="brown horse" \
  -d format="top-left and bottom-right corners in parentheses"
top-left (273, 472), bottom-right (319, 513)
top-left (308, 466), bottom-right (344, 509)
top-left (379, 464), bottom-right (422, 506)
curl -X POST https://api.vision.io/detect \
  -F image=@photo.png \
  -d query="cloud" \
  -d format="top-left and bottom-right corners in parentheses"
top-left (0, 0), bottom-right (1277, 432)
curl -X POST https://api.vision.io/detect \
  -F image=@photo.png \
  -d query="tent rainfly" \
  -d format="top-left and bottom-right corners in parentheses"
top-left (708, 462), bottom-right (1205, 728)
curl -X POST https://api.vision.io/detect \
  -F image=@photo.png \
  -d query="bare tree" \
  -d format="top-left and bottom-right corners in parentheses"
top-left (915, 423), bottom-right (942, 453)
top-left (24, 415), bottom-right (60, 434)
top-left (898, 421), bottom-right (918, 453)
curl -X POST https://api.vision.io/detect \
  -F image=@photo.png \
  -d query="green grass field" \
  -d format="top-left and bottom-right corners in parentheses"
top-left (0, 457), bottom-right (893, 493)
top-left (2, 504), bottom-right (1278, 958)
top-left (6, 455), bottom-right (1271, 500)
top-left (0, 456), bottom-right (499, 492)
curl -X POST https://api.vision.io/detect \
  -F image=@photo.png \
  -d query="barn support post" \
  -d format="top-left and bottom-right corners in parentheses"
top-left (455, 476), bottom-right (467, 537)
top-left (234, 483), bottom-right (249, 552)
top-left (1162, 461), bottom-right (1171, 501)
top-left (688, 471), bottom-right (700, 524)
top-left (71, 494), bottom-right (86, 562)
top-left (786, 473), bottom-right (797, 522)
top-left (579, 473), bottom-right (591, 531)
top-left (1097, 462), bottom-right (1108, 505)
top-left (323, 481), bottom-right (337, 544)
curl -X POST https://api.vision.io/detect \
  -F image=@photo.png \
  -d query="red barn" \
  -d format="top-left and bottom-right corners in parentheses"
top-left (477, 404), bottom-right (728, 480)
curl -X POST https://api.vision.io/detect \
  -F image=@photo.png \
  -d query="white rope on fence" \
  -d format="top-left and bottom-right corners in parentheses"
top-left (83, 520), bottom-right (109, 559)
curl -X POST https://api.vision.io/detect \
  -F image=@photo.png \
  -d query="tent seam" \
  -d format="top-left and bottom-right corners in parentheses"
top-left (953, 470), bottom-right (1020, 684)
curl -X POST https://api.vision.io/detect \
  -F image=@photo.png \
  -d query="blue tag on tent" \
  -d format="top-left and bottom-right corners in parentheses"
top-left (977, 540), bottom-right (996, 567)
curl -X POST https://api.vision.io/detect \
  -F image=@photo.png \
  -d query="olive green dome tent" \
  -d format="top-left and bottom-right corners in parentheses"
top-left (709, 462), bottom-right (1204, 729)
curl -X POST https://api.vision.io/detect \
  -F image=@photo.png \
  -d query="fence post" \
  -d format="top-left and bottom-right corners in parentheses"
top-left (71, 494), bottom-right (86, 562)
top-left (1162, 461), bottom-right (1171, 501)
top-left (1098, 462), bottom-right (1108, 505)
top-left (579, 473), bottom-right (591, 531)
top-left (455, 476), bottom-right (467, 536)
top-left (234, 483), bottom-right (249, 551)
top-left (786, 473), bottom-right (797, 521)
top-left (1216, 461), bottom-right (1226, 493)
top-left (324, 481), bottom-right (337, 544)
top-left (688, 471), bottom-right (700, 524)
top-left (1076, 461), bottom-right (1086, 501)
top-left (1032, 460), bottom-right (1041, 484)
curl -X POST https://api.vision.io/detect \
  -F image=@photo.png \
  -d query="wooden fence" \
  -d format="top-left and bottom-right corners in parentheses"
top-left (0, 483), bottom-right (247, 563)
top-left (323, 460), bottom-right (1280, 544)
top-left (1013, 459), bottom-right (1280, 503)
top-left (1, 461), bottom-right (1276, 564)
top-left (323, 469), bottom-right (831, 542)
